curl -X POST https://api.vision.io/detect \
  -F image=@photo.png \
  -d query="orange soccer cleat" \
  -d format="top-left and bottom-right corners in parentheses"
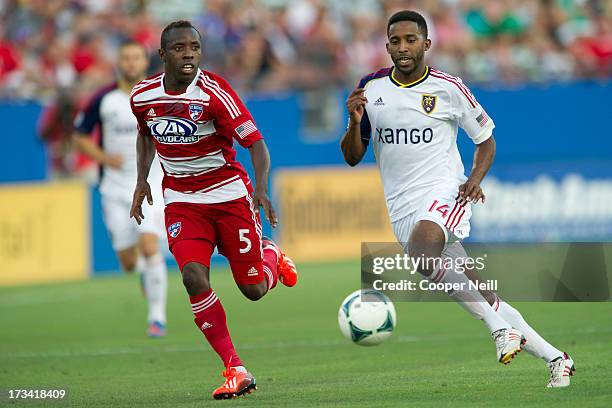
top-left (262, 237), bottom-right (298, 287)
top-left (212, 366), bottom-right (257, 400)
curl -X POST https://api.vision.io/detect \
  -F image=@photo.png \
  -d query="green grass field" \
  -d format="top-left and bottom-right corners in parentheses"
top-left (1, 260), bottom-right (611, 407)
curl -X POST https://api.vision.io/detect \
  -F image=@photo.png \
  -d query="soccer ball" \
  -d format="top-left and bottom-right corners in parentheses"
top-left (338, 289), bottom-right (397, 346)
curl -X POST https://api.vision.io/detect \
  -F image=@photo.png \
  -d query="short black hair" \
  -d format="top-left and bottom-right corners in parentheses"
top-left (160, 20), bottom-right (201, 50)
top-left (387, 10), bottom-right (428, 38)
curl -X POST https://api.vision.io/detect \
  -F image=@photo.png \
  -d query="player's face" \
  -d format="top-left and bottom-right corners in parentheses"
top-left (118, 44), bottom-right (149, 83)
top-left (159, 28), bottom-right (202, 83)
top-left (386, 21), bottom-right (431, 76)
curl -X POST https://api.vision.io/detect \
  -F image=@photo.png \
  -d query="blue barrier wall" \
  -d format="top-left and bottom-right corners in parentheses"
top-left (0, 101), bottom-right (47, 183)
top-left (2, 82), bottom-right (611, 271)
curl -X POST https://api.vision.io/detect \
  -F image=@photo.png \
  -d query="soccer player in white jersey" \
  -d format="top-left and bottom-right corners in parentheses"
top-left (73, 42), bottom-right (168, 338)
top-left (341, 10), bottom-right (575, 388)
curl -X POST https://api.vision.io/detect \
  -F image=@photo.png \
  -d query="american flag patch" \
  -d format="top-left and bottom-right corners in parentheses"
top-left (476, 111), bottom-right (489, 127)
top-left (235, 120), bottom-right (257, 139)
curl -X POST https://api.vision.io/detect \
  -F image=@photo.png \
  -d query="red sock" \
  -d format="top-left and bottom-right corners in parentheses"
top-left (190, 289), bottom-right (242, 367)
top-left (262, 244), bottom-right (279, 291)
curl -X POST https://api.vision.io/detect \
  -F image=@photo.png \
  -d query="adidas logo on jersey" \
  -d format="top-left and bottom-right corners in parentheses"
top-left (247, 267), bottom-right (259, 277)
top-left (147, 108), bottom-right (156, 117)
top-left (374, 97), bottom-right (385, 106)
top-left (200, 322), bottom-right (213, 330)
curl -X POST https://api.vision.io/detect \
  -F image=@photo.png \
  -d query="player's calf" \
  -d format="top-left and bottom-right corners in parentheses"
top-left (262, 237), bottom-right (298, 287)
top-left (116, 247), bottom-right (139, 273)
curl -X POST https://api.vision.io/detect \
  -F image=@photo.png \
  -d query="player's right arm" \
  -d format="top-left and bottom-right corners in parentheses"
top-left (340, 88), bottom-right (368, 166)
top-left (72, 134), bottom-right (123, 169)
top-left (130, 131), bottom-right (155, 224)
top-left (129, 92), bottom-right (155, 224)
top-left (72, 89), bottom-right (123, 169)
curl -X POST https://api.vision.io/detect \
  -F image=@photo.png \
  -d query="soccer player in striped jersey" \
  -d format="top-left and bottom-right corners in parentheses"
top-left (129, 20), bottom-right (298, 399)
top-left (341, 10), bottom-right (575, 388)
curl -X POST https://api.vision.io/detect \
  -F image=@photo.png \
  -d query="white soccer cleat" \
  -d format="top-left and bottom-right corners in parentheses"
top-left (492, 328), bottom-right (526, 365)
top-left (547, 352), bottom-right (575, 388)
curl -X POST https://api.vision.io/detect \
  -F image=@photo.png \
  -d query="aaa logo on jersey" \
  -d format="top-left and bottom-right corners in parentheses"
top-left (168, 222), bottom-right (182, 238)
top-left (189, 103), bottom-right (204, 121)
top-left (421, 94), bottom-right (437, 114)
top-left (147, 116), bottom-right (198, 144)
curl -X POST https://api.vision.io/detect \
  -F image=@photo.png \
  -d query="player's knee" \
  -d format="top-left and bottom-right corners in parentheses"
top-left (181, 262), bottom-right (210, 294)
top-left (122, 261), bottom-right (137, 273)
top-left (481, 290), bottom-right (497, 306)
top-left (140, 244), bottom-right (158, 258)
top-left (239, 283), bottom-right (267, 301)
top-left (119, 258), bottom-right (138, 273)
top-left (138, 234), bottom-right (159, 258)
top-left (408, 221), bottom-right (445, 276)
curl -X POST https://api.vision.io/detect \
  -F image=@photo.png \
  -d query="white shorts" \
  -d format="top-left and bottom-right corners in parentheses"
top-left (101, 194), bottom-right (166, 251)
top-left (392, 186), bottom-right (472, 247)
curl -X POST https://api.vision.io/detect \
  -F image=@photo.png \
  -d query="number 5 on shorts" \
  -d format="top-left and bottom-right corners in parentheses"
top-left (239, 229), bottom-right (252, 254)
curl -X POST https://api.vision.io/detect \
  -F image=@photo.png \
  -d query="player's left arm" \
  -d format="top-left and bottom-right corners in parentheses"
top-left (209, 73), bottom-right (278, 227)
top-left (460, 136), bottom-right (496, 205)
top-left (248, 140), bottom-right (278, 228)
top-left (453, 81), bottom-right (497, 205)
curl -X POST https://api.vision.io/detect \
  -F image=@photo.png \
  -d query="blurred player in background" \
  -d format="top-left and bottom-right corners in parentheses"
top-left (341, 11), bottom-right (575, 388)
top-left (129, 21), bottom-right (298, 399)
top-left (73, 42), bottom-right (168, 338)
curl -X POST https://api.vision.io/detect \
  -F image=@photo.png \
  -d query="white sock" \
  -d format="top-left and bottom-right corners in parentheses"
top-left (433, 244), bottom-right (511, 334)
top-left (142, 253), bottom-right (167, 324)
top-left (135, 256), bottom-right (146, 274)
top-left (494, 296), bottom-right (563, 361)
top-left (232, 365), bottom-right (247, 373)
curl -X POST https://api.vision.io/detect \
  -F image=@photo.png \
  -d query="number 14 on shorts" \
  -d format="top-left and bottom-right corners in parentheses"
top-left (428, 200), bottom-right (450, 217)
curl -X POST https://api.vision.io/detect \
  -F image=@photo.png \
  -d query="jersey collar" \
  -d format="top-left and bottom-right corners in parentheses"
top-left (389, 66), bottom-right (430, 88)
top-left (160, 68), bottom-right (202, 95)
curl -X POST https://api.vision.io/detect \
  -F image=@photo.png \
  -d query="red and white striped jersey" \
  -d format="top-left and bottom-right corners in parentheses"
top-left (130, 69), bottom-right (262, 206)
top-left (356, 66), bottom-right (495, 222)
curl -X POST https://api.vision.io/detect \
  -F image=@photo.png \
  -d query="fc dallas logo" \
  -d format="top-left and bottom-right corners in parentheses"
top-left (189, 103), bottom-right (204, 121)
top-left (168, 222), bottom-right (182, 238)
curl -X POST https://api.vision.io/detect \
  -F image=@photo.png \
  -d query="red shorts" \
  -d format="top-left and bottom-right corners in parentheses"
top-left (165, 195), bottom-right (264, 285)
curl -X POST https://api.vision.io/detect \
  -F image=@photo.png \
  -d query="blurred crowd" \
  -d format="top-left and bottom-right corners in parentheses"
top-left (2, 0), bottom-right (611, 175)
top-left (1, 0), bottom-right (611, 101)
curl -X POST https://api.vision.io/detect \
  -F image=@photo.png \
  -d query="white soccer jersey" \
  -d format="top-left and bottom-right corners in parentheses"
top-left (75, 84), bottom-right (164, 198)
top-left (357, 66), bottom-right (495, 223)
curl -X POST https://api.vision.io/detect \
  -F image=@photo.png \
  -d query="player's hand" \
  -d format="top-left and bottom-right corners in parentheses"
top-left (130, 180), bottom-right (153, 225)
top-left (252, 188), bottom-right (278, 228)
top-left (105, 154), bottom-right (123, 169)
top-left (458, 178), bottom-right (485, 205)
top-left (346, 88), bottom-right (367, 124)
